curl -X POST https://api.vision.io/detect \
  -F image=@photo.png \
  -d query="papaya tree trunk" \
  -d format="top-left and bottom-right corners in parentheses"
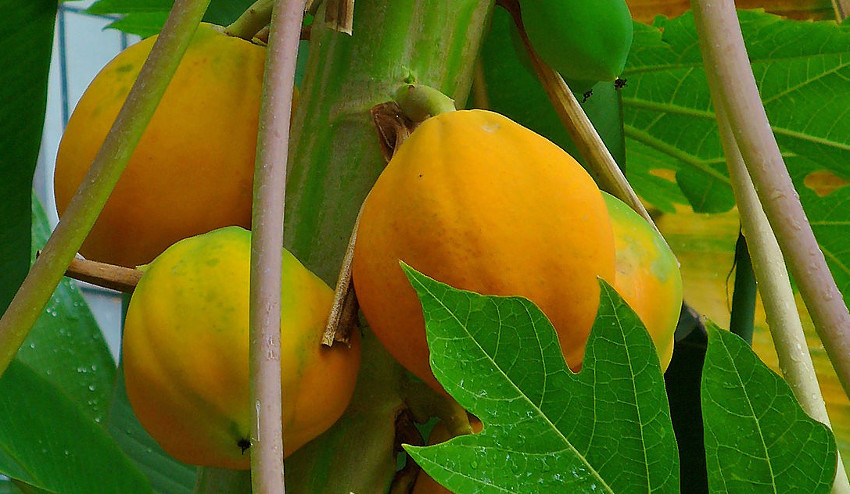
top-left (282, 1), bottom-right (493, 492)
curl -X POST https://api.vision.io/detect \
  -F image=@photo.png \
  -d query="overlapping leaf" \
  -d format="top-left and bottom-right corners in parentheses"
top-left (15, 198), bottom-right (117, 423)
top-left (403, 266), bottom-right (679, 493)
top-left (0, 360), bottom-right (150, 494)
top-left (702, 323), bottom-right (837, 492)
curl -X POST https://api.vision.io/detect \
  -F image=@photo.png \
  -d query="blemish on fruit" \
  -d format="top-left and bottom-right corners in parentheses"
top-left (238, 438), bottom-right (251, 454)
top-left (481, 122), bottom-right (500, 133)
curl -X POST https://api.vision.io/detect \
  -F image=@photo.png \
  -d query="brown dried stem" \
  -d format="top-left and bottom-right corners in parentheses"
top-left (322, 100), bottom-right (420, 346)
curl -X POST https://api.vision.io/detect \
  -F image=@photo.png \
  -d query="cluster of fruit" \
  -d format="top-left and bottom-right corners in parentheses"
top-left (52, 0), bottom-right (679, 480)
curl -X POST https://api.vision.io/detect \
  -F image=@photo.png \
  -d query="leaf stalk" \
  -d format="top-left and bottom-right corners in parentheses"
top-left (713, 95), bottom-right (850, 491)
top-left (248, 0), bottom-right (306, 492)
top-left (690, 0), bottom-right (850, 401)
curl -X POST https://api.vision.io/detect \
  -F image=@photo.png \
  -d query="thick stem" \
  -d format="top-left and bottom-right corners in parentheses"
top-left (226, 0), bottom-right (275, 41)
top-left (281, 2), bottom-right (493, 491)
top-left (249, 0), bottom-right (305, 492)
top-left (0, 0), bottom-right (210, 377)
top-left (713, 98), bottom-right (850, 492)
top-left (690, 0), bottom-right (850, 400)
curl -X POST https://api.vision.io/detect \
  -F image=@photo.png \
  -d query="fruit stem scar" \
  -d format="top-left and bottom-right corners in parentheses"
top-left (238, 438), bottom-right (252, 454)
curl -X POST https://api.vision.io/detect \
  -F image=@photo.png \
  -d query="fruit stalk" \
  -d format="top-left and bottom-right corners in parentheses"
top-left (249, 0), bottom-right (306, 491)
top-left (225, 0), bottom-right (275, 41)
top-left (713, 97), bottom-right (850, 491)
top-left (0, 0), bottom-right (211, 376)
top-left (690, 0), bottom-right (850, 400)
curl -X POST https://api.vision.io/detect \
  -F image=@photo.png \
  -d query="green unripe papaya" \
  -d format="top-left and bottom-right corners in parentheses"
top-left (520, 0), bottom-right (633, 82)
top-left (507, 14), bottom-right (596, 96)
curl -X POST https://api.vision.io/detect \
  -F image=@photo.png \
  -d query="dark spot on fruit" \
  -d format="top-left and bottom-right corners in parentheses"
top-left (238, 438), bottom-right (251, 454)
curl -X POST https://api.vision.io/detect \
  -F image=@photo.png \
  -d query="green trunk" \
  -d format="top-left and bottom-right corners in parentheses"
top-left (283, 1), bottom-right (493, 492)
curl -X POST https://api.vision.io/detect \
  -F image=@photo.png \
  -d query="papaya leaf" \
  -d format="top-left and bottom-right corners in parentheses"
top-left (12, 196), bottom-right (117, 424)
top-left (701, 323), bottom-right (837, 492)
top-left (87, 0), bottom-right (258, 30)
top-left (0, 359), bottom-right (150, 494)
top-left (0, 0), bottom-right (55, 314)
top-left (401, 265), bottom-right (679, 493)
top-left (106, 12), bottom-right (171, 38)
top-left (622, 10), bottom-right (850, 214)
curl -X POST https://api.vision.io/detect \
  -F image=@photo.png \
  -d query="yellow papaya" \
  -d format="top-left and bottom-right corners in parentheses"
top-left (603, 192), bottom-right (682, 371)
top-left (351, 109), bottom-right (616, 393)
top-left (54, 23), bottom-right (267, 268)
top-left (123, 227), bottom-right (360, 469)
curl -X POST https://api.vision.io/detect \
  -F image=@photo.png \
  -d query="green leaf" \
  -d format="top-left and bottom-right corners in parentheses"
top-left (0, 359), bottom-right (150, 493)
top-left (106, 364), bottom-right (196, 494)
top-left (402, 266), bottom-right (679, 493)
top-left (87, 0), bottom-right (175, 14)
top-left (0, 0), bottom-right (55, 313)
top-left (87, 0), bottom-right (257, 30)
top-left (479, 6), bottom-right (626, 171)
top-left (106, 12), bottom-right (171, 38)
top-left (622, 11), bottom-right (850, 213)
top-left (701, 323), bottom-right (837, 492)
top-left (13, 197), bottom-right (117, 423)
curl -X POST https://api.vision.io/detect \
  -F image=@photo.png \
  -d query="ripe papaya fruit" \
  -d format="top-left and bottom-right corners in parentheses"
top-left (54, 23), bottom-right (267, 268)
top-left (519, 0), bottom-right (633, 83)
top-left (351, 109), bottom-right (616, 393)
top-left (123, 227), bottom-right (360, 469)
top-left (603, 192), bottom-right (682, 371)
